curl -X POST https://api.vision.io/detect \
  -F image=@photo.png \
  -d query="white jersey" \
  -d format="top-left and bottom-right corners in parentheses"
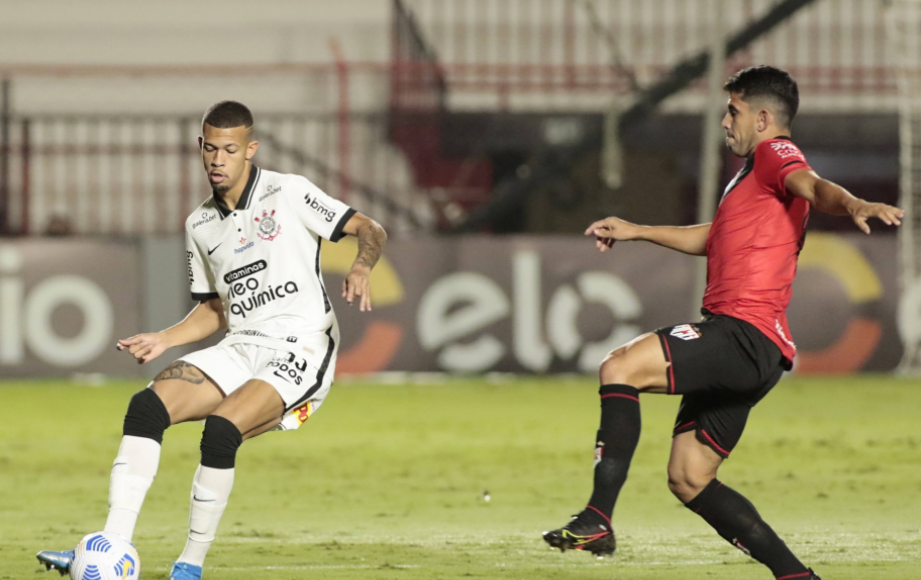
top-left (185, 165), bottom-right (355, 352)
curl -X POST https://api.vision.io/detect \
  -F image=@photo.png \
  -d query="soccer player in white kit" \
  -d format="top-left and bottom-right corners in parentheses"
top-left (36, 101), bottom-right (388, 580)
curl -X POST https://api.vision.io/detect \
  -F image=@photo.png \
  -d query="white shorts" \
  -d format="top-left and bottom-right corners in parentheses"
top-left (179, 327), bottom-right (338, 432)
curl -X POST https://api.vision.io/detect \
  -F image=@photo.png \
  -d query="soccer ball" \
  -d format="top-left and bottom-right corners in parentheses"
top-left (70, 532), bottom-right (140, 580)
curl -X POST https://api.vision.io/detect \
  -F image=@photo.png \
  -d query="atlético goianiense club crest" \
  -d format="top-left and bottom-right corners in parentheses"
top-left (255, 210), bottom-right (281, 241)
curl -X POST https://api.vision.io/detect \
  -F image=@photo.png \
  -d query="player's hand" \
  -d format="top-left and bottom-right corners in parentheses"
top-left (117, 332), bottom-right (170, 365)
top-left (850, 202), bottom-right (904, 234)
top-left (584, 217), bottom-right (640, 252)
top-left (342, 264), bottom-right (372, 312)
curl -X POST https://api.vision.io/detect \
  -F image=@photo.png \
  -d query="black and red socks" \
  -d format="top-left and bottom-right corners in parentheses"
top-left (685, 479), bottom-right (810, 579)
top-left (581, 384), bottom-right (642, 526)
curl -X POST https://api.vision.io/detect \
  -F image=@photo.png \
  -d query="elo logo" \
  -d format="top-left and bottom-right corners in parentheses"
top-left (0, 247), bottom-right (114, 367)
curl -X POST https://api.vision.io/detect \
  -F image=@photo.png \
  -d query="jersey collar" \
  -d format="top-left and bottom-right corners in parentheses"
top-left (212, 165), bottom-right (260, 218)
top-left (720, 156), bottom-right (754, 203)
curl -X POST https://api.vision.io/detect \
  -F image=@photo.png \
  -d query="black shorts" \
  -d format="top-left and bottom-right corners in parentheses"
top-left (655, 311), bottom-right (785, 459)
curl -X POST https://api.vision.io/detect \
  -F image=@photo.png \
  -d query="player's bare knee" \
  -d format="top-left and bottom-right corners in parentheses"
top-left (667, 466), bottom-right (714, 503)
top-left (599, 350), bottom-right (639, 386)
top-left (667, 475), bottom-right (704, 503)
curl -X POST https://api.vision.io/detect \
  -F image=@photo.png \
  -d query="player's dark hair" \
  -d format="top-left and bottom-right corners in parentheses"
top-left (202, 100), bottom-right (254, 134)
top-left (724, 66), bottom-right (799, 128)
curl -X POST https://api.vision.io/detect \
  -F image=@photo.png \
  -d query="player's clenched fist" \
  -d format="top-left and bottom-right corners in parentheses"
top-left (342, 265), bottom-right (372, 312)
top-left (117, 332), bottom-right (170, 365)
top-left (584, 216), bottom-right (641, 252)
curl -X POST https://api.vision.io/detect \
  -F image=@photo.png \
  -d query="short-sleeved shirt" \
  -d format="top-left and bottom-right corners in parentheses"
top-left (702, 137), bottom-right (812, 367)
top-left (186, 165), bottom-right (355, 351)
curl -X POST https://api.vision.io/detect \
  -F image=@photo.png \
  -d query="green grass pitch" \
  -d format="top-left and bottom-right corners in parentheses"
top-left (1, 375), bottom-right (919, 579)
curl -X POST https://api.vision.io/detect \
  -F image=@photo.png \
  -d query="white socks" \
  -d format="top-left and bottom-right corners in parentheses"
top-left (103, 436), bottom-right (235, 568)
top-left (104, 436), bottom-right (161, 541)
top-left (177, 465), bottom-right (234, 567)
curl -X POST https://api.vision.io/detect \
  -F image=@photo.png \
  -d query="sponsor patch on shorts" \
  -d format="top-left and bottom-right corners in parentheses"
top-left (670, 324), bottom-right (701, 341)
top-left (290, 401), bottom-right (314, 425)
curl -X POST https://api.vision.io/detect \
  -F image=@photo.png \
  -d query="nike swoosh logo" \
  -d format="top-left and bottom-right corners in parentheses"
top-left (192, 495), bottom-right (215, 502)
top-left (207, 244), bottom-right (222, 256)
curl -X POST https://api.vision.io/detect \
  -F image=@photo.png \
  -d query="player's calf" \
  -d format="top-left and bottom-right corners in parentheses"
top-left (543, 384), bottom-right (640, 558)
top-left (34, 388), bottom-right (170, 570)
top-left (105, 388), bottom-right (172, 540)
top-left (544, 336), bottom-right (668, 559)
top-left (666, 434), bottom-right (721, 504)
top-left (174, 415), bottom-right (243, 571)
top-left (684, 479), bottom-right (817, 579)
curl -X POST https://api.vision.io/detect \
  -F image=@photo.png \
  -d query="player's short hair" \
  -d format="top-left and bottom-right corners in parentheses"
top-left (202, 101), bottom-right (254, 136)
top-left (724, 66), bottom-right (799, 128)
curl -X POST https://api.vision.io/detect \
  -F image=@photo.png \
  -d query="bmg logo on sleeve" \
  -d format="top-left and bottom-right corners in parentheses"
top-left (304, 194), bottom-right (336, 223)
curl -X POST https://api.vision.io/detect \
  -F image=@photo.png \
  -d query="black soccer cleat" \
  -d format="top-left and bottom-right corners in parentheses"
top-left (807, 569), bottom-right (822, 580)
top-left (542, 511), bottom-right (616, 557)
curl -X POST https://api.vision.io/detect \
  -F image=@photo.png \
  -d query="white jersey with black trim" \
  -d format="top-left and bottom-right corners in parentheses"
top-left (185, 165), bottom-right (355, 351)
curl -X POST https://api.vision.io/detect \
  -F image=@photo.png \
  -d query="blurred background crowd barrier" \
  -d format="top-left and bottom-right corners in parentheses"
top-left (0, 0), bottom-right (919, 377)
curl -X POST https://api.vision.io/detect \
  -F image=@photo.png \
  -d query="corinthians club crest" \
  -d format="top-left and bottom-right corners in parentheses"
top-left (254, 209), bottom-right (281, 241)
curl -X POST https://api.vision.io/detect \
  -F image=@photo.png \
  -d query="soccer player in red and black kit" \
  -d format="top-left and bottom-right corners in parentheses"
top-left (542, 66), bottom-right (904, 580)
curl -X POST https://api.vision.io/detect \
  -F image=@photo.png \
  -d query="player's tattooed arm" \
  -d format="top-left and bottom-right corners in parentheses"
top-left (351, 216), bottom-right (388, 270)
top-left (341, 212), bottom-right (388, 311)
top-left (153, 361), bottom-right (206, 385)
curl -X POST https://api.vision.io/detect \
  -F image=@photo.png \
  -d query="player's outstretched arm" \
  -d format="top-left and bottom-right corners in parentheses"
top-left (340, 213), bottom-right (388, 312)
top-left (785, 169), bottom-right (904, 234)
top-left (585, 217), bottom-right (711, 256)
top-left (117, 298), bottom-right (225, 364)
